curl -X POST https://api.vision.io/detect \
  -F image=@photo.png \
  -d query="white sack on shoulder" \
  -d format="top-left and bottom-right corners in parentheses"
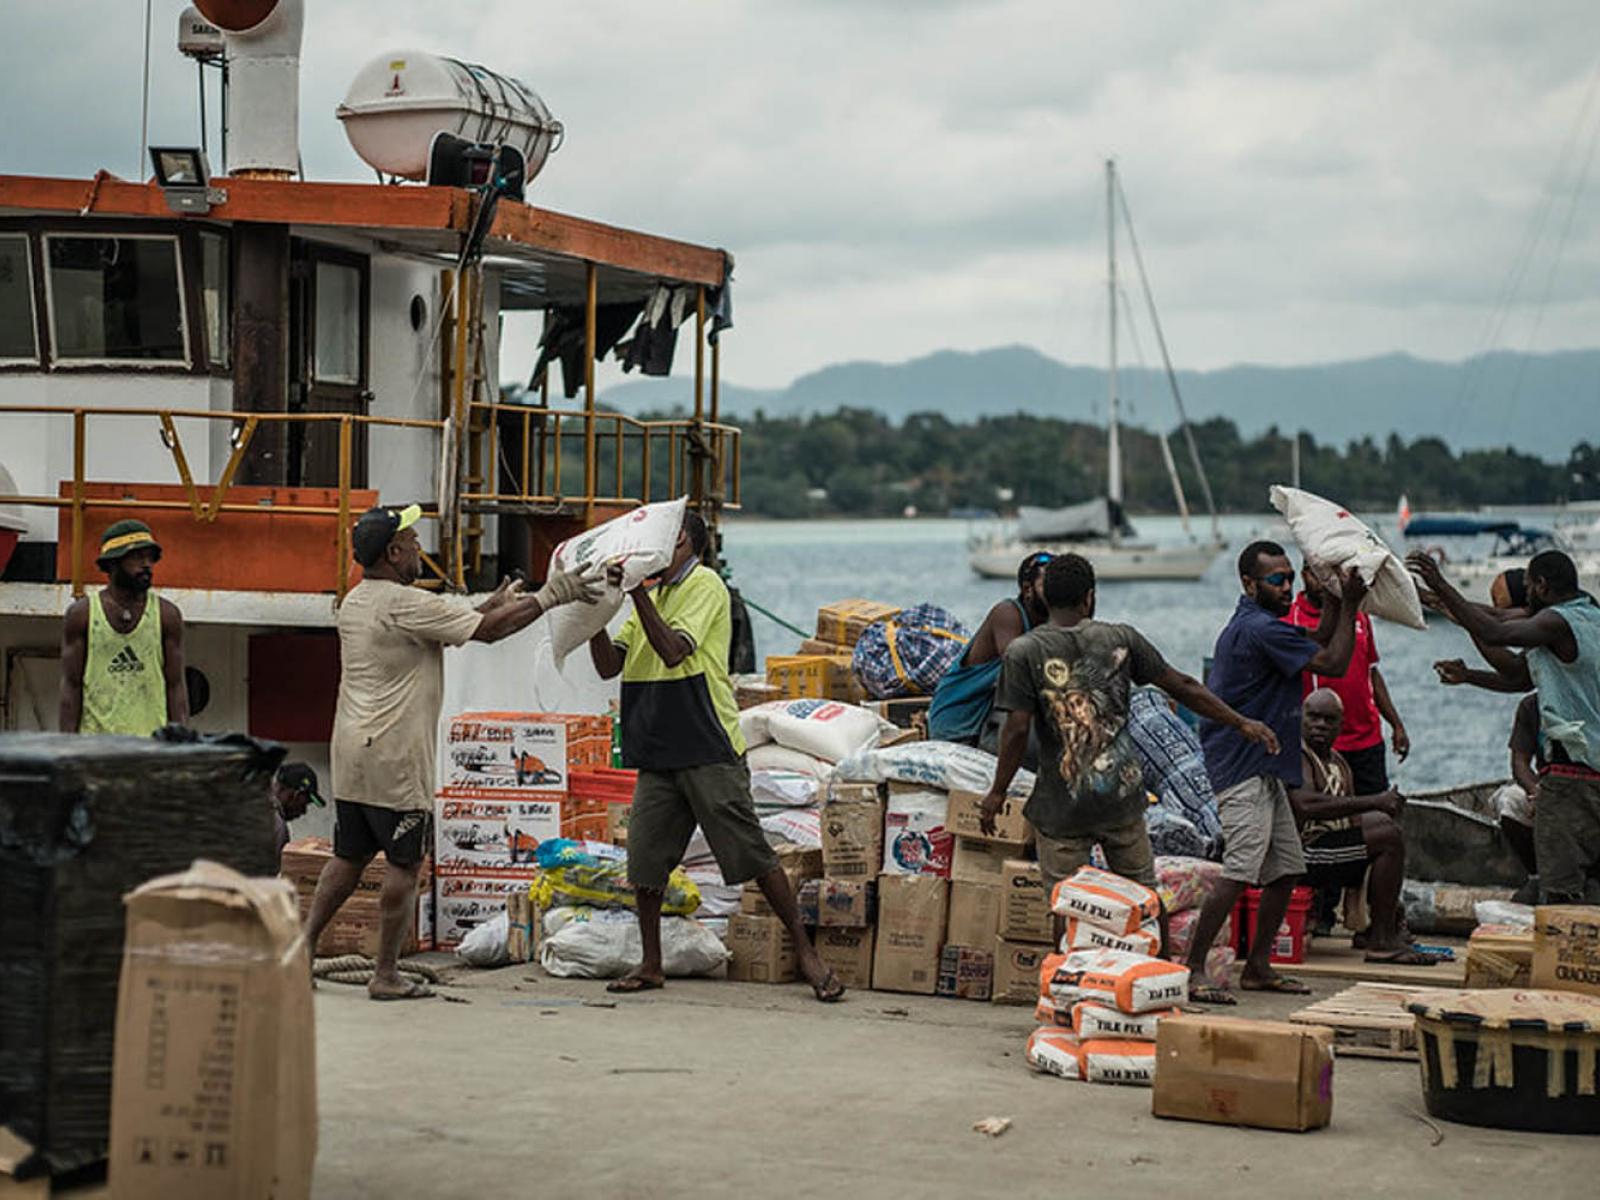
top-left (1268, 485), bottom-right (1425, 629)
top-left (546, 497), bottom-right (689, 665)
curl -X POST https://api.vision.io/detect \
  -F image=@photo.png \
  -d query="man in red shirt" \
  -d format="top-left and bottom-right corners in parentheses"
top-left (1285, 567), bottom-right (1409, 796)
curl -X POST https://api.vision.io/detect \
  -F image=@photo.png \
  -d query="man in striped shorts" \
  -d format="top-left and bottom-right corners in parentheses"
top-left (1290, 688), bottom-right (1437, 965)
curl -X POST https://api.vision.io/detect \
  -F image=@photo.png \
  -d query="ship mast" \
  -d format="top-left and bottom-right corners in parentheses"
top-left (1105, 158), bottom-right (1123, 537)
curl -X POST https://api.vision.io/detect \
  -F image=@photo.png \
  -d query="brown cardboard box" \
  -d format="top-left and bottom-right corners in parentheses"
top-left (281, 837), bottom-right (433, 955)
top-left (798, 877), bottom-right (877, 927)
top-left (740, 845), bottom-right (826, 916)
top-left (726, 914), bottom-right (797, 983)
top-left (765, 654), bottom-right (862, 702)
top-left (109, 863), bottom-right (316, 1200)
top-left (816, 599), bottom-right (901, 647)
top-left (606, 801), bottom-right (632, 847)
top-left (822, 797), bottom-right (886, 880)
top-left (1153, 1015), bottom-right (1336, 1132)
top-left (947, 881), bottom-right (1001, 946)
top-left (1465, 924), bottom-right (1535, 989)
top-left (736, 680), bottom-right (785, 710)
top-left (991, 938), bottom-right (1050, 1005)
top-left (799, 637), bottom-right (854, 657)
top-left (828, 780), bottom-right (883, 804)
top-left (951, 836), bottom-right (1028, 884)
top-left (936, 945), bottom-right (995, 1000)
top-left (872, 874), bottom-right (949, 994)
top-left (815, 926), bottom-right (875, 990)
top-left (946, 789), bottom-right (1030, 843)
top-left (999, 859), bottom-right (1054, 944)
top-left (1532, 905), bottom-right (1600, 997)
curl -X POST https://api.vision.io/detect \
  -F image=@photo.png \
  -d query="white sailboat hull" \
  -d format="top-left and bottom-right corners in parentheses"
top-left (969, 538), bottom-right (1225, 582)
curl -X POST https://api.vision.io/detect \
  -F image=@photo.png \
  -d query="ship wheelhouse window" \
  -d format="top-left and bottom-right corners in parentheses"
top-left (0, 234), bottom-right (37, 362)
top-left (199, 230), bottom-right (230, 369)
top-left (44, 234), bottom-right (188, 364)
top-left (313, 260), bottom-right (361, 384)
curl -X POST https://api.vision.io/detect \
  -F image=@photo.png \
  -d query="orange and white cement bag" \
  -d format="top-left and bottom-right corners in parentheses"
top-left (1051, 866), bottom-right (1162, 935)
top-left (1079, 1038), bottom-right (1158, 1086)
top-left (1047, 948), bottom-right (1190, 1014)
top-left (1063, 916), bottom-right (1161, 957)
top-left (1071, 1000), bottom-right (1178, 1041)
top-left (1034, 996), bottom-right (1074, 1029)
top-left (1037, 952), bottom-right (1068, 1000)
top-left (1025, 1028), bottom-right (1084, 1079)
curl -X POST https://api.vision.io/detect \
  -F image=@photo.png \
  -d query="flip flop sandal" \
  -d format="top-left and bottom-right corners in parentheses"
top-left (1364, 948), bottom-right (1444, 966)
top-left (1239, 974), bottom-right (1311, 994)
top-left (811, 970), bottom-right (846, 1003)
top-left (1187, 984), bottom-right (1237, 1006)
top-left (369, 979), bottom-right (433, 1001)
top-left (606, 975), bottom-right (666, 994)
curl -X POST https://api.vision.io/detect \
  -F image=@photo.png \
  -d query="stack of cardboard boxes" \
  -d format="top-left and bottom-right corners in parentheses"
top-left (817, 782), bottom-right (888, 988)
top-left (763, 598), bottom-right (900, 704)
top-left (942, 790), bottom-right (1051, 1002)
top-left (434, 711), bottom-right (610, 950)
top-left (280, 838), bottom-right (435, 956)
top-left (726, 843), bottom-right (827, 982)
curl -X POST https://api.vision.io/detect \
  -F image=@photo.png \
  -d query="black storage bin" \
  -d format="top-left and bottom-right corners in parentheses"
top-left (0, 734), bottom-right (280, 1178)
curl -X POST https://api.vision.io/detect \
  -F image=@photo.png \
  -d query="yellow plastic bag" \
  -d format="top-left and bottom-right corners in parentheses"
top-left (530, 863), bottom-right (701, 916)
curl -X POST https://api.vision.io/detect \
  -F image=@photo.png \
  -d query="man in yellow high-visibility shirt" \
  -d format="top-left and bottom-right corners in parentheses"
top-left (60, 520), bottom-right (188, 735)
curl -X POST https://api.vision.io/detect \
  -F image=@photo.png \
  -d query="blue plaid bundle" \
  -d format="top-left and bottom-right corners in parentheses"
top-left (852, 604), bottom-right (971, 700)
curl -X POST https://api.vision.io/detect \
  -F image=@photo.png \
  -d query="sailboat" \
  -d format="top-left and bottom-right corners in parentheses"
top-left (969, 160), bottom-right (1226, 582)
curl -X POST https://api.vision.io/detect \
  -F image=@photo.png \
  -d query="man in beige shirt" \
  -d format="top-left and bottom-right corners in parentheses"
top-left (306, 503), bottom-right (598, 999)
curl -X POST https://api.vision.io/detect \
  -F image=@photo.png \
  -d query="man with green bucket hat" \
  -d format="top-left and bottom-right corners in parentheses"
top-left (60, 519), bottom-right (188, 735)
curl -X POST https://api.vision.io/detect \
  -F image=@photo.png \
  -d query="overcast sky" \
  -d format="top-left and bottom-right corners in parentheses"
top-left (7, 1), bottom-right (1600, 393)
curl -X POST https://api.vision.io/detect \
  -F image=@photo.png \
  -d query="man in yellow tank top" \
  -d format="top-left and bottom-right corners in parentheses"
top-left (59, 520), bottom-right (187, 735)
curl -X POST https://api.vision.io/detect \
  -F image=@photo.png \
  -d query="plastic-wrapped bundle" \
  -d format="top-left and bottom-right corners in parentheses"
top-left (530, 862), bottom-right (701, 915)
top-left (852, 604), bottom-right (971, 699)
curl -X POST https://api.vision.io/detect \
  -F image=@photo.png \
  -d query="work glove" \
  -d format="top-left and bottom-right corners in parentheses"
top-left (534, 566), bottom-right (604, 609)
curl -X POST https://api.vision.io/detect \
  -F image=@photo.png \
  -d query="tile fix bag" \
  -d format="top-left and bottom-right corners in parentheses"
top-left (1025, 1028), bottom-right (1085, 1080)
top-left (1063, 916), bottom-right (1161, 957)
top-left (1048, 948), bottom-right (1190, 1014)
top-left (1080, 1039), bottom-right (1158, 1086)
top-left (1035, 996), bottom-right (1074, 1029)
top-left (1071, 1000), bottom-right (1179, 1041)
top-left (1052, 865), bottom-right (1162, 935)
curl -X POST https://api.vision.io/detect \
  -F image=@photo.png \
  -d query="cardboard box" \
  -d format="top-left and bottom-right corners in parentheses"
top-left (814, 926), bottom-right (875, 990)
top-left (815, 598), bottom-right (901, 647)
top-left (739, 845), bottom-right (826, 916)
top-left (998, 859), bottom-right (1055, 944)
top-left (435, 872), bottom-right (533, 951)
top-left (1532, 905), bottom-right (1600, 997)
top-left (1465, 924), bottom-right (1535, 989)
top-left (872, 874), bottom-right (949, 994)
top-left (442, 711), bottom-right (610, 794)
top-left (765, 654), bottom-right (862, 702)
top-left (947, 881), bottom-right (1001, 946)
top-left (946, 788), bottom-right (1030, 844)
top-left (606, 800), bottom-right (632, 847)
top-left (864, 696), bottom-right (932, 729)
top-left (109, 863), bottom-right (316, 1200)
top-left (827, 781), bottom-right (882, 804)
top-left (727, 914), bottom-right (797, 983)
top-left (951, 836), bottom-right (1028, 884)
top-left (883, 784), bottom-right (953, 879)
top-left (991, 938), bottom-right (1050, 1005)
top-left (1153, 1015), bottom-right (1336, 1132)
top-left (280, 837), bottom-right (433, 956)
top-left (736, 680), bottom-right (785, 710)
top-left (822, 796), bottom-right (886, 880)
top-left (797, 877), bottom-right (877, 927)
top-left (936, 944), bottom-right (995, 1001)
top-left (434, 794), bottom-right (561, 872)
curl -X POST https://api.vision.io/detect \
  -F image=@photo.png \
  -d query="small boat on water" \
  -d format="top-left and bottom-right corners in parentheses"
top-left (1402, 779), bottom-right (1526, 889)
top-left (1400, 513), bottom-right (1599, 605)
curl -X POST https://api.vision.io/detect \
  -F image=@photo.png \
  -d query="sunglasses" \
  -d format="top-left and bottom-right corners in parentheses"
top-left (1257, 571), bottom-right (1295, 587)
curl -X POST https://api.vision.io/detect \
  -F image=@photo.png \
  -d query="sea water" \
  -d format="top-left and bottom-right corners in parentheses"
top-left (722, 514), bottom-right (1526, 792)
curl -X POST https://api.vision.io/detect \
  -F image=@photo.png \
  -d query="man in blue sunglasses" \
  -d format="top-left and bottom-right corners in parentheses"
top-left (1181, 540), bottom-right (1367, 1002)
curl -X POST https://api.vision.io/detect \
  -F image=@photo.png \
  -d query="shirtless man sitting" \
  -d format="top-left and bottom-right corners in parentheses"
top-left (1290, 688), bottom-right (1439, 965)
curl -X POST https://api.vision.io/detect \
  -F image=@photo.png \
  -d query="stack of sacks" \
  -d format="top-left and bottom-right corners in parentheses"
top-left (1155, 856), bottom-right (1236, 987)
top-left (1026, 867), bottom-right (1189, 1087)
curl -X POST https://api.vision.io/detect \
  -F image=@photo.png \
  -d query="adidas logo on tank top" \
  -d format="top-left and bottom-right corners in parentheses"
top-left (107, 645), bottom-right (146, 675)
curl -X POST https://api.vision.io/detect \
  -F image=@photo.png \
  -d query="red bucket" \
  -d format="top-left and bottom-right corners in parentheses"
top-left (1243, 885), bottom-right (1315, 964)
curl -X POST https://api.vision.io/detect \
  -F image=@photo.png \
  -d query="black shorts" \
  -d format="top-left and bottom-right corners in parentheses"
top-left (1303, 826), bottom-right (1370, 890)
top-left (333, 800), bottom-right (430, 867)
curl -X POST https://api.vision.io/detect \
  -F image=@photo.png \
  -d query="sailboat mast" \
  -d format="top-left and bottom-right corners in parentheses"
top-left (1106, 158), bottom-right (1123, 512)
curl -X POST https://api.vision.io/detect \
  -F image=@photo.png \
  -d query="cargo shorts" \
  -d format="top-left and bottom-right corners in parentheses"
top-left (1217, 775), bottom-right (1306, 886)
top-left (1035, 815), bottom-right (1158, 897)
top-left (1534, 771), bottom-right (1600, 903)
top-left (626, 757), bottom-right (778, 890)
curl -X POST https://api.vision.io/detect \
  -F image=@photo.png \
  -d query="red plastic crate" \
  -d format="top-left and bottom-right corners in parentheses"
top-left (1242, 885), bottom-right (1315, 964)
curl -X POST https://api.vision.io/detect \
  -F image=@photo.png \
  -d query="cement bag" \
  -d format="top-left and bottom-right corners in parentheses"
top-left (1072, 1000), bottom-right (1178, 1042)
top-left (1037, 952), bottom-right (1068, 1000)
top-left (539, 908), bottom-right (729, 978)
top-left (1268, 485), bottom-right (1425, 630)
top-left (530, 861), bottom-right (701, 915)
top-left (750, 768), bottom-right (822, 810)
top-left (1080, 1039), bottom-right (1158, 1086)
top-left (1064, 916), bottom-right (1160, 957)
top-left (881, 788), bottom-right (952, 878)
top-left (835, 739), bottom-right (1036, 800)
top-left (1051, 866), bottom-right (1163, 935)
top-left (1047, 948), bottom-right (1190, 1014)
top-left (546, 496), bottom-right (688, 665)
top-left (1025, 1028), bottom-right (1085, 1080)
top-left (760, 808), bottom-right (822, 848)
top-left (1154, 856), bottom-right (1224, 914)
top-left (1035, 996), bottom-right (1074, 1029)
top-left (852, 603), bottom-right (971, 699)
top-left (456, 911), bottom-right (511, 967)
top-left (742, 699), bottom-right (894, 764)
top-left (748, 743), bottom-right (835, 779)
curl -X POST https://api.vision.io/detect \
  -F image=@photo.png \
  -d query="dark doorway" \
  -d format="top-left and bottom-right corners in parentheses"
top-left (287, 242), bottom-right (370, 488)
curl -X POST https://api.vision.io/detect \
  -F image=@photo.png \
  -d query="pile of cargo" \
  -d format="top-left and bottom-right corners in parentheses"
top-left (761, 598), bottom-right (900, 704)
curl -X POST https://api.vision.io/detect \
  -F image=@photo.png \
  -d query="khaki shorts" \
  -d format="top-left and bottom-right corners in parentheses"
top-left (1218, 775), bottom-right (1306, 886)
top-left (626, 758), bottom-right (778, 890)
top-left (1534, 771), bottom-right (1600, 903)
top-left (1036, 815), bottom-right (1158, 896)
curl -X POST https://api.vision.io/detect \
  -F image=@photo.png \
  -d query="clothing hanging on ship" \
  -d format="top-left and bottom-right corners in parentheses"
top-left (531, 301), bottom-right (643, 398)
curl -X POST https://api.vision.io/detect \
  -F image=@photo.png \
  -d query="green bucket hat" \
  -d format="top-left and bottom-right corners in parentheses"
top-left (97, 519), bottom-right (162, 565)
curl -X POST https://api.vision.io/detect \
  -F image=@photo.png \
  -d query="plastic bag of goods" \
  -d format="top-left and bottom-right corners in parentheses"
top-left (546, 496), bottom-right (689, 665)
top-left (531, 861), bottom-right (701, 915)
top-left (538, 906), bottom-right (729, 978)
top-left (1052, 866), bottom-right (1163, 935)
top-left (835, 739), bottom-right (1036, 799)
top-left (741, 699), bottom-right (895, 763)
top-left (534, 838), bottom-right (628, 870)
top-left (760, 808), bottom-right (822, 848)
top-left (747, 743), bottom-right (835, 779)
top-left (1473, 899), bottom-right (1535, 931)
top-left (881, 787), bottom-right (952, 877)
top-left (1026, 1028), bottom-right (1085, 1079)
top-left (852, 604), bottom-right (972, 699)
top-left (1268, 485), bottom-right (1425, 630)
top-left (1164, 907), bottom-right (1231, 961)
top-left (1071, 1000), bottom-right (1178, 1041)
top-left (1080, 1039), bottom-right (1158, 1086)
top-left (749, 768), bottom-right (822, 810)
top-left (1047, 948), bottom-right (1190, 1014)
top-left (1145, 806), bottom-right (1208, 860)
top-left (1154, 856), bottom-right (1224, 914)
top-left (1064, 916), bottom-right (1161, 957)
top-left (457, 911), bottom-right (511, 968)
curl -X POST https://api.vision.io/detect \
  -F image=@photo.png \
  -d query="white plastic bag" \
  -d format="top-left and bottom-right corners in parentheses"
top-left (538, 907), bottom-right (730, 978)
top-left (1473, 899), bottom-right (1535, 930)
top-left (748, 743), bottom-right (835, 779)
top-left (834, 739), bottom-right (1036, 799)
top-left (546, 496), bottom-right (688, 665)
top-left (1268, 485), bottom-right (1425, 630)
top-left (457, 911), bottom-right (511, 967)
top-left (740, 699), bottom-right (894, 764)
top-left (750, 768), bottom-right (823, 809)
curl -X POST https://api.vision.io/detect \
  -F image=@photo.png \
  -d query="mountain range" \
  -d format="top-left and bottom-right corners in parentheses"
top-left (599, 346), bottom-right (1600, 461)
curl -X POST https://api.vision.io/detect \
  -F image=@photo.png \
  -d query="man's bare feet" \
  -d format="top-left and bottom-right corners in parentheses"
top-left (607, 971), bottom-right (666, 994)
top-left (368, 973), bottom-right (432, 1001)
top-left (798, 948), bottom-right (845, 1003)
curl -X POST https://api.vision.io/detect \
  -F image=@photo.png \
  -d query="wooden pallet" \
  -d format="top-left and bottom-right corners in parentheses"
top-left (1288, 982), bottom-right (1446, 1060)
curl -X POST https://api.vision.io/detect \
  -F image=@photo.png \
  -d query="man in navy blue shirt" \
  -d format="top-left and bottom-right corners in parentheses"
top-left (1183, 540), bottom-right (1366, 1002)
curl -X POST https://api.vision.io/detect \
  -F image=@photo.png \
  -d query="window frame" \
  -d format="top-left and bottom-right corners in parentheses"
top-left (41, 229), bottom-right (193, 370)
top-left (0, 232), bottom-right (40, 366)
top-left (306, 245), bottom-right (369, 390)
top-left (196, 226), bottom-right (233, 375)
